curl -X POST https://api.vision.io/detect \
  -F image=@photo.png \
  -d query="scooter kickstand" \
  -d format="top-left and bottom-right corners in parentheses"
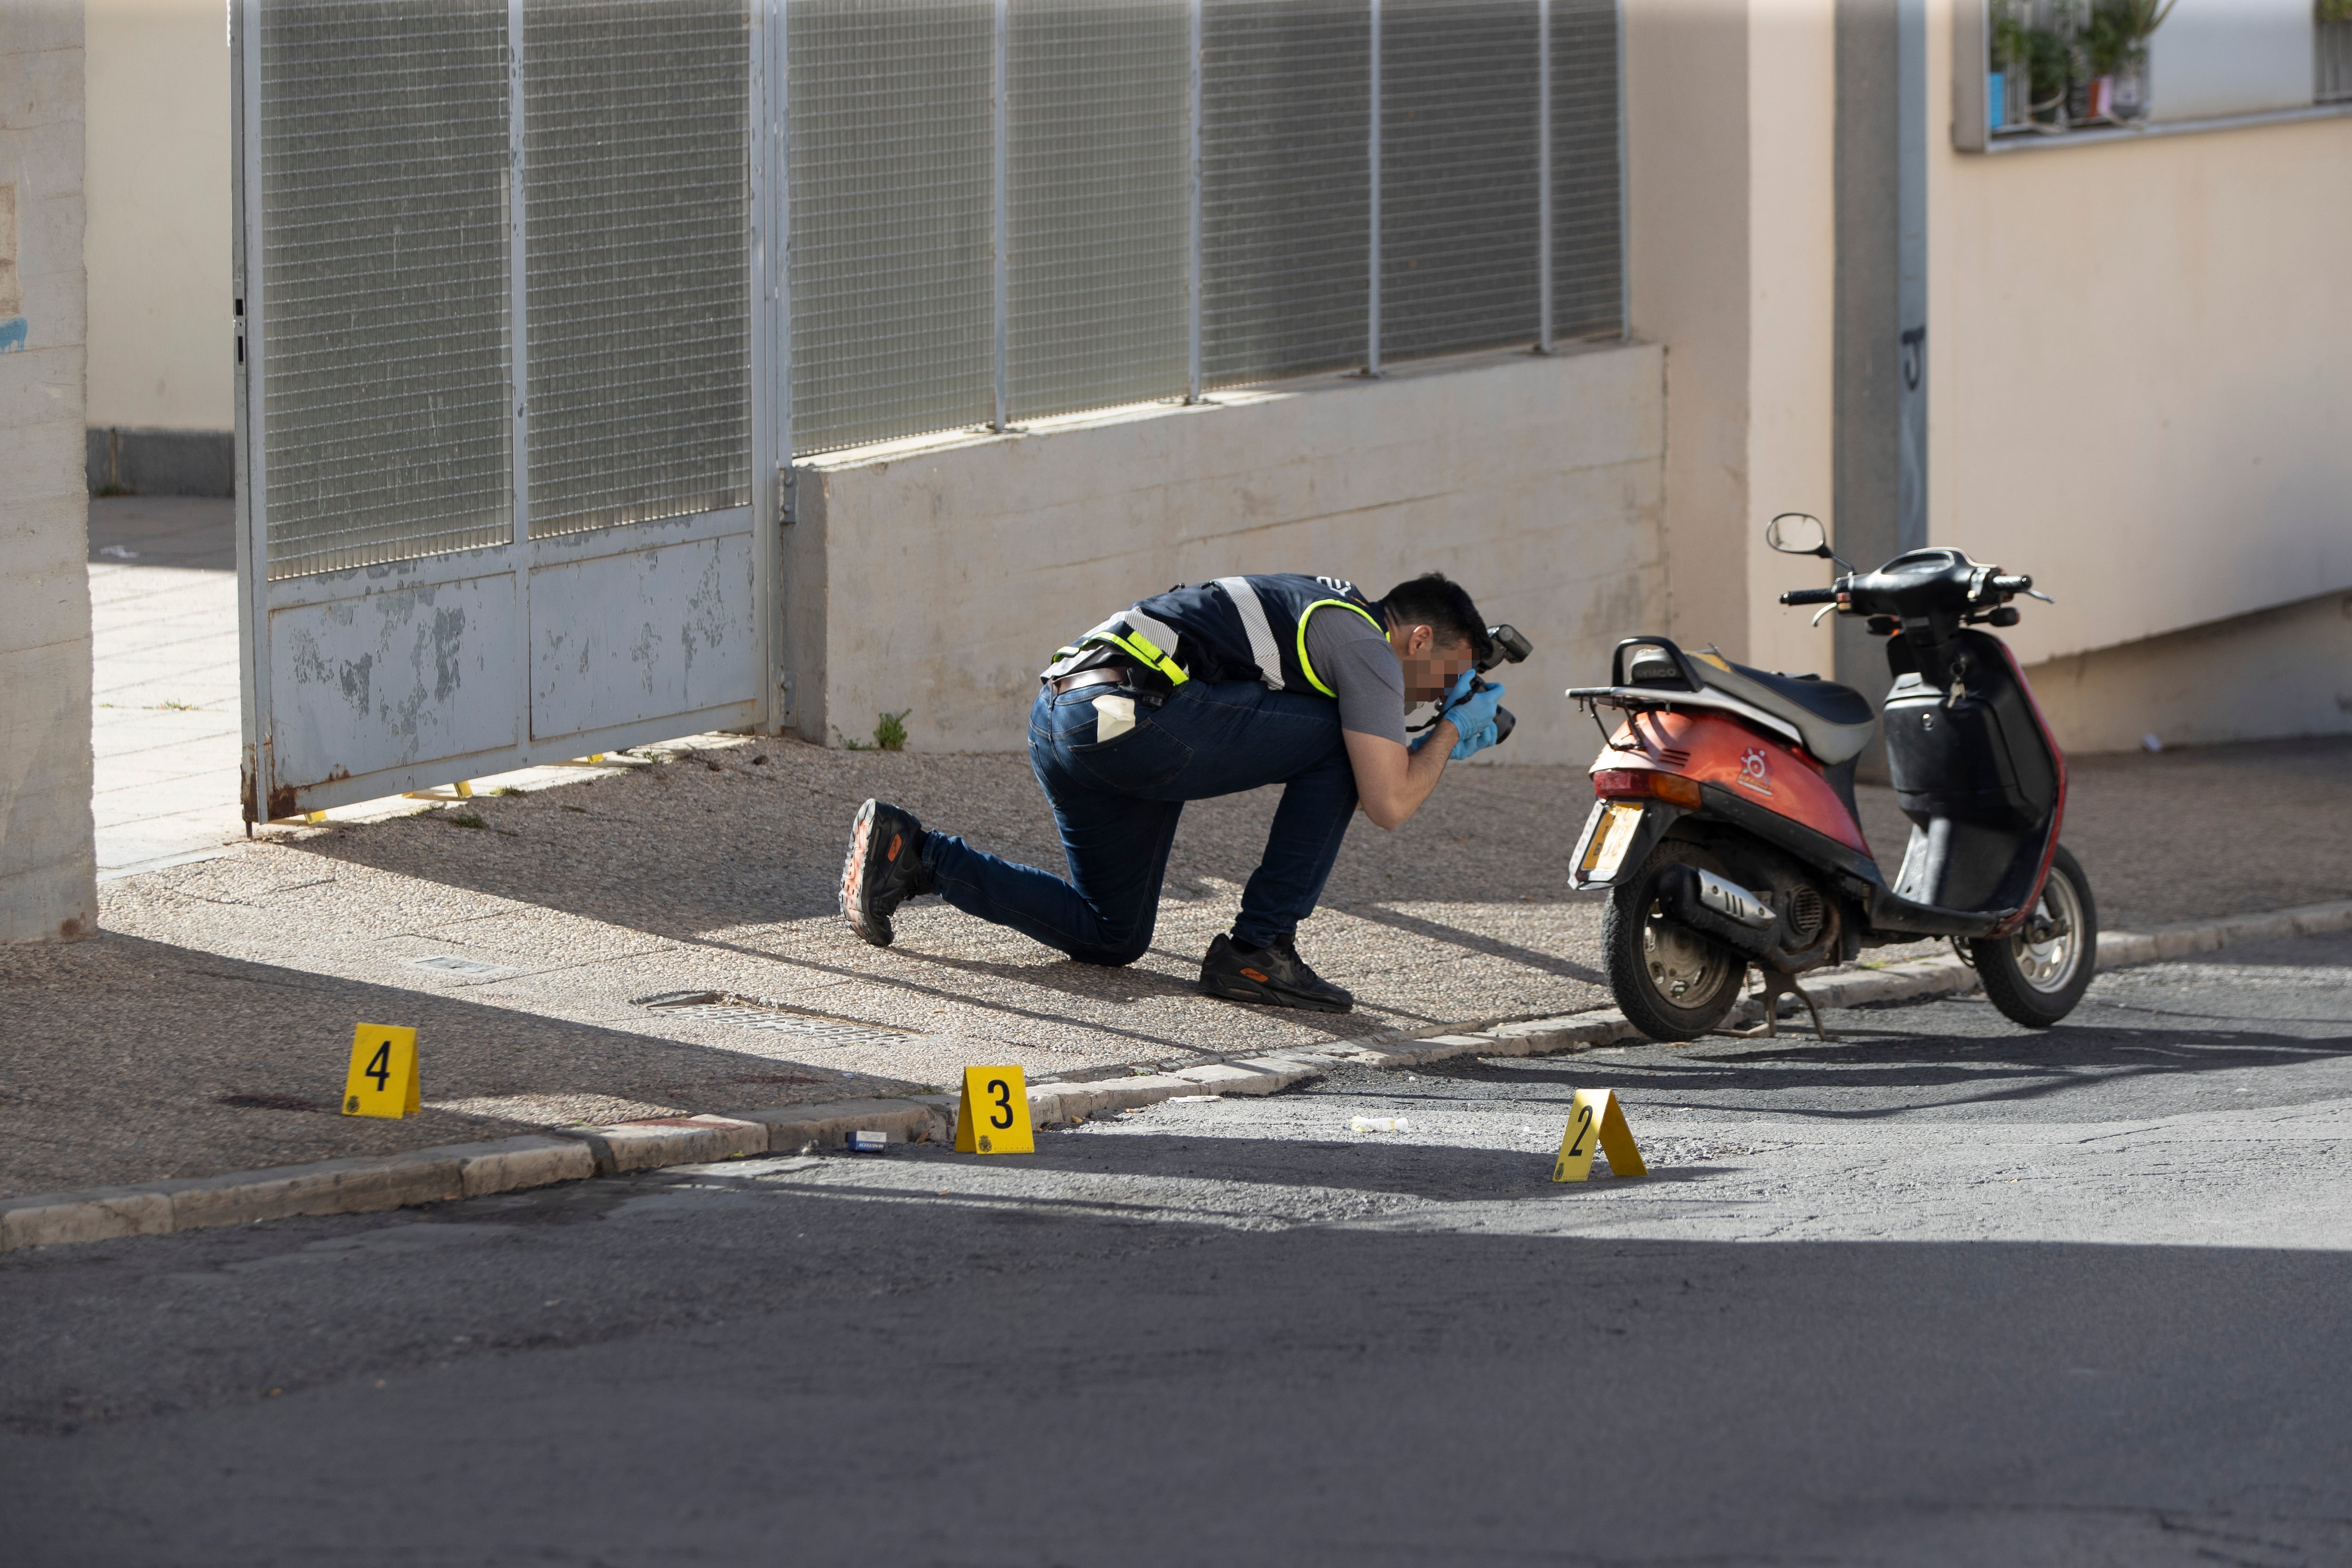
top-left (1724, 968), bottom-right (1777, 1039)
top-left (1792, 981), bottom-right (1829, 1042)
top-left (1737, 969), bottom-right (1831, 1042)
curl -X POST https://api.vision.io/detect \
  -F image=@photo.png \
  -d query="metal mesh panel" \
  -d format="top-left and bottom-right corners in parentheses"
top-left (787, 0), bottom-right (996, 454)
top-left (1380, 0), bottom-right (1542, 361)
top-left (1007, 0), bottom-right (1190, 422)
top-left (1200, 0), bottom-right (1371, 388)
top-left (525, 0), bottom-right (750, 538)
top-left (2321, 21), bottom-right (2352, 104)
top-left (257, 0), bottom-right (510, 581)
top-left (1551, 0), bottom-right (1621, 339)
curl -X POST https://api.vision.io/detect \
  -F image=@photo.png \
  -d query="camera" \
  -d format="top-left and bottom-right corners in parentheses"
top-left (1413, 623), bottom-right (1534, 748)
top-left (1478, 623), bottom-right (1533, 675)
top-left (1477, 623), bottom-right (1532, 744)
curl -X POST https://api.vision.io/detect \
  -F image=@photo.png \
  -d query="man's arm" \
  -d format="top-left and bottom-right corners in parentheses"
top-left (1344, 720), bottom-right (1457, 830)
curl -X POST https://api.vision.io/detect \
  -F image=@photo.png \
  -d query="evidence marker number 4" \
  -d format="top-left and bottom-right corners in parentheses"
top-left (343, 1023), bottom-right (420, 1119)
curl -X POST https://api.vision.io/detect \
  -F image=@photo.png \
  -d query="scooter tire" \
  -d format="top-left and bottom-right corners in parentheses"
top-left (1604, 840), bottom-right (1747, 1042)
top-left (1972, 844), bottom-right (2098, 1029)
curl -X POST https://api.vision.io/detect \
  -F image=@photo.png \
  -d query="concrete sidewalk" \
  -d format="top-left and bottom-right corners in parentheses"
top-left (86, 497), bottom-right (243, 876)
top-left (5, 720), bottom-right (2349, 1200)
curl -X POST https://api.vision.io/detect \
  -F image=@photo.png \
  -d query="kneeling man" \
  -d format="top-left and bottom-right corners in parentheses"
top-left (837, 572), bottom-right (1505, 1013)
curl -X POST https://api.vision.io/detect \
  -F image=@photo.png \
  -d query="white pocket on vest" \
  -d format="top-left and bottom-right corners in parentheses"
top-left (1092, 692), bottom-right (1136, 741)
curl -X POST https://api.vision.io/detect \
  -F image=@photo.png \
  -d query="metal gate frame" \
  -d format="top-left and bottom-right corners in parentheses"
top-left (233, 0), bottom-right (786, 823)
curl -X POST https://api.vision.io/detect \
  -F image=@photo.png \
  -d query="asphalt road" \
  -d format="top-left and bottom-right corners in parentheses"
top-left (8, 933), bottom-right (2352, 1567)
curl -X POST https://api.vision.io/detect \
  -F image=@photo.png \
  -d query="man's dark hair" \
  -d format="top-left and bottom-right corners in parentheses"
top-left (1378, 573), bottom-right (1492, 665)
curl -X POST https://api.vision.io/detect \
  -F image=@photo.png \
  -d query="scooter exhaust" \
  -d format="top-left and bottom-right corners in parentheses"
top-left (1655, 864), bottom-right (1780, 961)
top-left (1694, 868), bottom-right (1773, 929)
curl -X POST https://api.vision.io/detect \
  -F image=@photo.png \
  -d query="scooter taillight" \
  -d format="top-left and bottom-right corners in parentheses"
top-left (1592, 768), bottom-right (1702, 808)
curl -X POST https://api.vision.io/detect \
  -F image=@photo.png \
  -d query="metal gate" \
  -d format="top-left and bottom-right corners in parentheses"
top-left (232, 0), bottom-right (778, 820)
top-left (235, 0), bottom-right (1624, 820)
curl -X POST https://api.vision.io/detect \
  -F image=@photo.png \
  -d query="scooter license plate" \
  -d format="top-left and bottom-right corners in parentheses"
top-left (1584, 803), bottom-right (1645, 882)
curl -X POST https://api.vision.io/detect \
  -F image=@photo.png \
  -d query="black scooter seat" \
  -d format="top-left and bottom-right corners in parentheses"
top-left (1690, 652), bottom-right (1877, 765)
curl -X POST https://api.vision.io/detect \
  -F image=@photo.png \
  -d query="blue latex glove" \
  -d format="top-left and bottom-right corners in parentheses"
top-left (1449, 713), bottom-right (1502, 761)
top-left (1411, 669), bottom-right (1474, 754)
top-left (1438, 672), bottom-right (1505, 761)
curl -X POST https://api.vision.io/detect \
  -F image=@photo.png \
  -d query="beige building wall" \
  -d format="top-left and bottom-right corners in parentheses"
top-left (1, 0), bottom-right (98, 943)
top-left (1741, 0), bottom-right (1840, 684)
top-left (82, 0), bottom-right (230, 433)
top-left (1625, 0), bottom-right (1839, 684)
top-left (1926, 0), bottom-right (2352, 748)
top-left (2025, 587), bottom-right (2352, 755)
top-left (791, 342), bottom-right (1665, 768)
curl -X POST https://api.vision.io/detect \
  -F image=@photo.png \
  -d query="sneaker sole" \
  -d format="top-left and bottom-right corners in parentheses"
top-left (839, 802), bottom-right (894, 947)
top-left (1198, 976), bottom-right (1353, 1014)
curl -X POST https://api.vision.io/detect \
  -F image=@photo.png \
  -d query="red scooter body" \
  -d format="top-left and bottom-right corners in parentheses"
top-left (1565, 537), bottom-right (2096, 1040)
top-left (1590, 708), bottom-right (1871, 858)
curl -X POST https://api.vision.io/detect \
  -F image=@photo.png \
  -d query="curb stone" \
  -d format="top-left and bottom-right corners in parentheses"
top-left (5, 898), bottom-right (2346, 1255)
top-left (1351, 897), bottom-right (2352, 1070)
top-left (0, 1136), bottom-right (595, 1254)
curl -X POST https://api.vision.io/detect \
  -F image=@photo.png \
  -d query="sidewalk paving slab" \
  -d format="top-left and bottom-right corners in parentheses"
top-left (7, 898), bottom-right (2348, 1253)
top-left (8, 726), bottom-right (2349, 1209)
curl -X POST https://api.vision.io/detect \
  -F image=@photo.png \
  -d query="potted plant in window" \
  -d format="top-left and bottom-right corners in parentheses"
top-left (2090, 0), bottom-right (2177, 121)
top-left (1990, 0), bottom-right (2033, 130)
top-left (2023, 19), bottom-right (2074, 128)
top-left (2319, 0), bottom-right (2352, 105)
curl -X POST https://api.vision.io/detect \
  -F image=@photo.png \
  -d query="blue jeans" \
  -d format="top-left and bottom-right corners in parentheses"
top-left (922, 679), bottom-right (1360, 965)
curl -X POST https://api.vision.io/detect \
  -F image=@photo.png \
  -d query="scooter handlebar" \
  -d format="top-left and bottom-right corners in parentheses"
top-left (1779, 587), bottom-right (1840, 606)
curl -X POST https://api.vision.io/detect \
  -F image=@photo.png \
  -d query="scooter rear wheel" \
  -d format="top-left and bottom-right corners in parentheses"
top-left (1605, 840), bottom-right (1746, 1042)
top-left (1972, 844), bottom-right (2097, 1028)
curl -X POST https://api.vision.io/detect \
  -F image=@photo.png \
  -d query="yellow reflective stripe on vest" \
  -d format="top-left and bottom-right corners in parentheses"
top-left (1293, 599), bottom-right (1385, 698)
top-left (1102, 629), bottom-right (1191, 687)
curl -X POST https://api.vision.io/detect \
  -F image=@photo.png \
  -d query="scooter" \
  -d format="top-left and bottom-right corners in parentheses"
top-left (1564, 513), bottom-right (2095, 1041)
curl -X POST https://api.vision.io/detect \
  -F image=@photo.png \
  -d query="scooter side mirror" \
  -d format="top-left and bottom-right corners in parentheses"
top-left (1765, 512), bottom-right (1831, 559)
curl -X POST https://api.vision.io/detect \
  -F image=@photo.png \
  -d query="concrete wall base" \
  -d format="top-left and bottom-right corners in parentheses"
top-left (791, 340), bottom-right (1666, 768)
top-left (85, 426), bottom-right (232, 497)
top-left (2024, 587), bottom-right (2352, 755)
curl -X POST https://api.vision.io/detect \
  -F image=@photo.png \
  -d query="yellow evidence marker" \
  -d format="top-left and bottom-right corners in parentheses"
top-left (954, 1065), bottom-right (1035, 1154)
top-left (1551, 1087), bottom-right (1647, 1183)
top-left (342, 1024), bottom-right (421, 1118)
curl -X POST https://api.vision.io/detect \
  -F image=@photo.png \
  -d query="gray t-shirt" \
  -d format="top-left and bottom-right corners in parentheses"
top-left (1301, 605), bottom-right (1407, 745)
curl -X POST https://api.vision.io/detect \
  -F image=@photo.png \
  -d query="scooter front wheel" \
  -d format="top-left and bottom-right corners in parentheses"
top-left (1972, 844), bottom-right (2097, 1028)
top-left (1604, 840), bottom-right (1746, 1042)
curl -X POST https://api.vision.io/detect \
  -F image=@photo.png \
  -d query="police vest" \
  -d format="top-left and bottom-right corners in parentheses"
top-left (1043, 574), bottom-right (1385, 696)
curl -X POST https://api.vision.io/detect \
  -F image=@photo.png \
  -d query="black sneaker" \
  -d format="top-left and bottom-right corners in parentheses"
top-left (1199, 932), bottom-right (1354, 1013)
top-left (840, 799), bottom-right (933, 947)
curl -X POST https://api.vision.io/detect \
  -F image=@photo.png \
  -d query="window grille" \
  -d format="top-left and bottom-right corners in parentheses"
top-left (251, 0), bottom-right (1625, 553)
top-left (2321, 18), bottom-right (2352, 105)
top-left (1006, 0), bottom-right (1192, 422)
top-left (525, 0), bottom-right (753, 539)
top-left (256, 0), bottom-right (511, 579)
top-left (1380, 0), bottom-right (1544, 361)
top-left (785, 0), bottom-right (1621, 448)
top-left (787, 0), bottom-right (997, 454)
top-left (1550, 0), bottom-right (1624, 338)
top-left (1200, 0), bottom-right (1374, 388)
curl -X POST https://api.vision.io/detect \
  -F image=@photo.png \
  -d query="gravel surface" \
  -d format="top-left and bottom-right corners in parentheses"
top-left (3, 732), bottom-right (2346, 1199)
top-left (5, 932), bottom-right (2349, 1565)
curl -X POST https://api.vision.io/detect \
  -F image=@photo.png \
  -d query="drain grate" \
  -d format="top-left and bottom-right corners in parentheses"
top-left (631, 991), bottom-right (916, 1049)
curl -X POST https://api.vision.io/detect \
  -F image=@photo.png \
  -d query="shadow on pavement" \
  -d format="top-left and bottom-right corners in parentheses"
top-left (5, 1170), bottom-right (2351, 1566)
top-left (0, 930), bottom-right (911, 1198)
top-left (1420, 1009), bottom-right (2352, 1121)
